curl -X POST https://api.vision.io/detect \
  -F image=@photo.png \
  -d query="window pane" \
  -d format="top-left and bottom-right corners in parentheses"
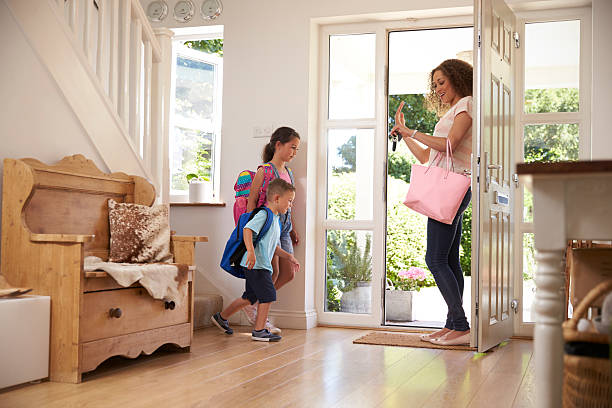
top-left (170, 127), bottom-right (214, 192)
top-left (327, 129), bottom-right (374, 220)
top-left (326, 230), bottom-right (372, 313)
top-left (175, 56), bottom-right (215, 123)
top-left (523, 123), bottom-right (579, 163)
top-left (522, 233), bottom-right (536, 323)
top-left (328, 34), bottom-right (375, 119)
top-left (524, 21), bottom-right (580, 113)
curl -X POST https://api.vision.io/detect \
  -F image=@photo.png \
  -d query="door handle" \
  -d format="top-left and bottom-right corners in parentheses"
top-left (487, 164), bottom-right (502, 170)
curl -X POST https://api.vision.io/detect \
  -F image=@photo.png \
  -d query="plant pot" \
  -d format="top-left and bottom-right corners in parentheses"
top-left (385, 289), bottom-right (414, 321)
top-left (188, 180), bottom-right (210, 203)
top-left (340, 281), bottom-right (371, 314)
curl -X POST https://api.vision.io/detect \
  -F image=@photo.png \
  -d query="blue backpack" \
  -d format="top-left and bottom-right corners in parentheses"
top-left (220, 207), bottom-right (276, 279)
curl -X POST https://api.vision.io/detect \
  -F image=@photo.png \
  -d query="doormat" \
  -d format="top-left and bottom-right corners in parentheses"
top-left (353, 331), bottom-right (477, 351)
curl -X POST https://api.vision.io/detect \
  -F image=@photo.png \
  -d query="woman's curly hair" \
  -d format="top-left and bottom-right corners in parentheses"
top-left (425, 59), bottom-right (473, 117)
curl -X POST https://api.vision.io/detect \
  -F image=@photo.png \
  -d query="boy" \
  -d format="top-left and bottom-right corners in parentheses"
top-left (212, 178), bottom-right (299, 341)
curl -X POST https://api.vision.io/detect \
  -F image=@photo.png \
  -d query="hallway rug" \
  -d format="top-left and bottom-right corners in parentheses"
top-left (353, 331), bottom-right (477, 351)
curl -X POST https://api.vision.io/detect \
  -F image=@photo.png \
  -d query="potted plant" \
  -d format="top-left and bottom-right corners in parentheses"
top-left (385, 266), bottom-right (427, 321)
top-left (327, 233), bottom-right (372, 314)
top-left (186, 172), bottom-right (211, 202)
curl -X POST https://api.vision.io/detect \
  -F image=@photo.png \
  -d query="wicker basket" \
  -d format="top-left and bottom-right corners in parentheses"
top-left (562, 279), bottom-right (612, 408)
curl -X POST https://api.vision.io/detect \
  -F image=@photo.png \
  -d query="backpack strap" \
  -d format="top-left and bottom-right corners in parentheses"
top-left (286, 166), bottom-right (295, 185)
top-left (251, 207), bottom-right (274, 246)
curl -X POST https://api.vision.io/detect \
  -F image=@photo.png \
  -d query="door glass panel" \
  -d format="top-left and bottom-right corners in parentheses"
top-left (328, 34), bottom-right (375, 119)
top-left (523, 123), bottom-right (579, 163)
top-left (326, 230), bottom-right (373, 313)
top-left (524, 21), bottom-right (580, 113)
top-left (522, 232), bottom-right (536, 322)
top-left (327, 129), bottom-right (374, 220)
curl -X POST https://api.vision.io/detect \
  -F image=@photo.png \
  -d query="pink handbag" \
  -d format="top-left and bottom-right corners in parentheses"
top-left (403, 138), bottom-right (470, 224)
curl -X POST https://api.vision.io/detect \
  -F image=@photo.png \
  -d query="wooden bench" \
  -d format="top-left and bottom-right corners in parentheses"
top-left (1, 155), bottom-right (207, 383)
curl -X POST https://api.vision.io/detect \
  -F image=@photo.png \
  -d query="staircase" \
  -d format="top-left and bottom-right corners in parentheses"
top-left (5, 0), bottom-right (171, 199)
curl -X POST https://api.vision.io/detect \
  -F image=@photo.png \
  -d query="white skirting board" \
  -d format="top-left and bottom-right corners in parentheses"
top-left (0, 295), bottom-right (50, 389)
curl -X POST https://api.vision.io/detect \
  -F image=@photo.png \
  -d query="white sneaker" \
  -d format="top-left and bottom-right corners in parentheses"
top-left (242, 303), bottom-right (257, 325)
top-left (265, 320), bottom-right (281, 335)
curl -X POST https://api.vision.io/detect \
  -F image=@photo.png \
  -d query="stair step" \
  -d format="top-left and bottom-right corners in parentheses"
top-left (194, 294), bottom-right (223, 329)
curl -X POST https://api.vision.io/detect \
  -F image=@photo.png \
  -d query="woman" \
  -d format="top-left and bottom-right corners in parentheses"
top-left (390, 59), bottom-right (473, 346)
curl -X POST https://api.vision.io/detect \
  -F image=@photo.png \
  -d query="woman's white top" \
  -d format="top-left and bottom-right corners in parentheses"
top-left (428, 96), bottom-right (473, 177)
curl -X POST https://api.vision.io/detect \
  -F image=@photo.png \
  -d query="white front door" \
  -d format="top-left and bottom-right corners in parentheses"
top-left (473, 0), bottom-right (518, 352)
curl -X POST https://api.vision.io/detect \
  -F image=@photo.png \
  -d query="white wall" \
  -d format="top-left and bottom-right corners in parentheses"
top-left (0, 1), bottom-right (106, 260)
top-left (591, 0), bottom-right (612, 159)
top-left (149, 0), bottom-right (479, 328)
top-left (144, 0), bottom-right (609, 329)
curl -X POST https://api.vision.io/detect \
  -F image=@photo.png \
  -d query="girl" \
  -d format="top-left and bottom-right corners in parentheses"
top-left (242, 126), bottom-right (301, 334)
top-left (390, 59), bottom-right (473, 346)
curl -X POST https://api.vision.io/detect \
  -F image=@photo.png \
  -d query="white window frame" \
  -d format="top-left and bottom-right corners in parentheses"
top-left (315, 15), bottom-right (473, 328)
top-left (169, 28), bottom-right (223, 203)
top-left (513, 7), bottom-right (592, 337)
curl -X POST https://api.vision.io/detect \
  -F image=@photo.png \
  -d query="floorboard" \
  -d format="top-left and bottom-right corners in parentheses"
top-left (0, 327), bottom-right (534, 408)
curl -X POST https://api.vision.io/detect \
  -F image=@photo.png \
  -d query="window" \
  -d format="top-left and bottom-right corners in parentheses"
top-left (515, 10), bottom-right (591, 331)
top-left (169, 32), bottom-right (223, 202)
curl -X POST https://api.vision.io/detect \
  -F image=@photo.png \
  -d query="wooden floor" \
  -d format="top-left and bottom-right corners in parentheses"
top-left (0, 326), bottom-right (534, 408)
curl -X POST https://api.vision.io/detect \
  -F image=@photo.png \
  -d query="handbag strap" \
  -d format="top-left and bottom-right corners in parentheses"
top-left (427, 138), bottom-right (456, 175)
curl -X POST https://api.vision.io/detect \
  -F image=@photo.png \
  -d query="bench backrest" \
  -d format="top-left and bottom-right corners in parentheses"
top-left (2, 155), bottom-right (155, 260)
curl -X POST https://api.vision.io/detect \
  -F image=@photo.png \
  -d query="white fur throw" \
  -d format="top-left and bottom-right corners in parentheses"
top-left (84, 256), bottom-right (188, 306)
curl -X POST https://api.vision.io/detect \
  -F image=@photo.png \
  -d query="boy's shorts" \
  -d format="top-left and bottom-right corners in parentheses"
top-left (241, 267), bottom-right (276, 304)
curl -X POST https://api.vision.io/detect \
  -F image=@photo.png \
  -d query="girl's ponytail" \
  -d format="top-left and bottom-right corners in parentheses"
top-left (261, 126), bottom-right (301, 163)
top-left (262, 142), bottom-right (276, 163)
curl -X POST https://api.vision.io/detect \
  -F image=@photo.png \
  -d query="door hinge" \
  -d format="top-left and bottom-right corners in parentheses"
top-left (513, 31), bottom-right (520, 48)
top-left (478, 32), bottom-right (481, 48)
top-left (475, 301), bottom-right (479, 316)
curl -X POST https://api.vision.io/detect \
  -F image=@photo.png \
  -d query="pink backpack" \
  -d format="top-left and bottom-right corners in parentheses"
top-left (232, 164), bottom-right (277, 225)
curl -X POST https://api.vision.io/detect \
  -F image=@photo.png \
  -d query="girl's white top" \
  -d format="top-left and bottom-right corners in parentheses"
top-left (428, 95), bottom-right (473, 177)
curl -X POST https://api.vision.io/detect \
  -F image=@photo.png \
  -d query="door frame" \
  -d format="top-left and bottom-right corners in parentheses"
top-left (314, 15), bottom-right (473, 328)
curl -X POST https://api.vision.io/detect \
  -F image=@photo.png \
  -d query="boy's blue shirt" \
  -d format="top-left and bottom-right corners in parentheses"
top-left (240, 208), bottom-right (280, 273)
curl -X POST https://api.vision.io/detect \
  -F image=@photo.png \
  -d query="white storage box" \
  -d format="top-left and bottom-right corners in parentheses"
top-left (0, 295), bottom-right (50, 389)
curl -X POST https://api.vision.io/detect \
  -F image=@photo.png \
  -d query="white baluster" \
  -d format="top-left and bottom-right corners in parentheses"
top-left (96, 0), bottom-right (107, 83)
top-left (117, 0), bottom-right (131, 126)
top-left (83, 0), bottom-right (92, 60)
top-left (129, 17), bottom-right (142, 154)
top-left (143, 40), bottom-right (152, 168)
top-left (109, 0), bottom-right (119, 108)
top-left (68, 0), bottom-right (78, 33)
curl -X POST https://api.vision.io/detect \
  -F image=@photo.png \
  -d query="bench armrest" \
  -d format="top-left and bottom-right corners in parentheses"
top-left (30, 233), bottom-right (95, 243)
top-left (171, 235), bottom-right (208, 243)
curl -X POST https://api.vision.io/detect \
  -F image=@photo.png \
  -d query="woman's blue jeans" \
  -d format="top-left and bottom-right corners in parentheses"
top-left (425, 188), bottom-right (472, 331)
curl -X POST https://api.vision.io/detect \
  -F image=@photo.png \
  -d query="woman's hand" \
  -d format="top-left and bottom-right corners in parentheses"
top-left (290, 229), bottom-right (300, 246)
top-left (390, 101), bottom-right (409, 139)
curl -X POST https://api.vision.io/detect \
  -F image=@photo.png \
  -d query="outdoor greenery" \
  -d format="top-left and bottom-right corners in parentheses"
top-left (326, 230), bottom-right (372, 312)
top-left (325, 87), bottom-right (579, 310)
top-left (183, 39), bottom-right (224, 57)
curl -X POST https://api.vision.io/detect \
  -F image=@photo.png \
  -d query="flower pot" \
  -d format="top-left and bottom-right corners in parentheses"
top-left (340, 281), bottom-right (371, 314)
top-left (188, 180), bottom-right (210, 203)
top-left (385, 290), bottom-right (413, 321)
